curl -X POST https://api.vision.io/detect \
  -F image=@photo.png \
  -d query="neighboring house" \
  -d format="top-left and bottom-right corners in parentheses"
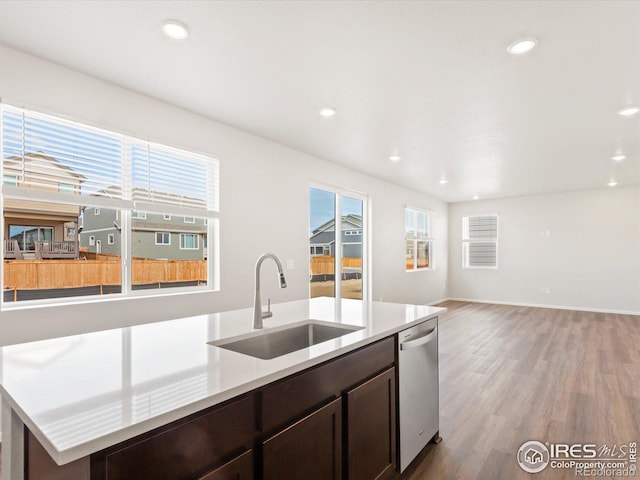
top-left (309, 214), bottom-right (362, 258)
top-left (3, 152), bottom-right (83, 259)
top-left (79, 207), bottom-right (207, 261)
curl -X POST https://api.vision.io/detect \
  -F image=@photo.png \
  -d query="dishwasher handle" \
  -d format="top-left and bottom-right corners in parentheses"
top-left (400, 326), bottom-right (437, 350)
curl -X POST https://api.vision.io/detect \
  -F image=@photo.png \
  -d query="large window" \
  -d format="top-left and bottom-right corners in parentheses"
top-left (1, 104), bottom-right (219, 304)
top-left (462, 214), bottom-right (499, 268)
top-left (405, 207), bottom-right (433, 271)
top-left (309, 186), bottom-right (368, 300)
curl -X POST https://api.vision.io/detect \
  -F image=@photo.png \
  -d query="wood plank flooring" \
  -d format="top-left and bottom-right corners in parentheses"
top-left (402, 301), bottom-right (640, 480)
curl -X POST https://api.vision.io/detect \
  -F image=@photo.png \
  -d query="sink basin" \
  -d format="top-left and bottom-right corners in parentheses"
top-left (210, 321), bottom-right (364, 359)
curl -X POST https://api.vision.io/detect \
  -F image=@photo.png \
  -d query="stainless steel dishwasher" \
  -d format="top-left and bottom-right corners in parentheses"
top-left (398, 316), bottom-right (440, 472)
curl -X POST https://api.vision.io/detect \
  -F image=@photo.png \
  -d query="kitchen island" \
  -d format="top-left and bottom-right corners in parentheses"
top-left (1, 297), bottom-right (445, 479)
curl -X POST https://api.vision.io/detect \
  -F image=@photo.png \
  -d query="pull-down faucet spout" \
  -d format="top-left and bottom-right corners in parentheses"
top-left (253, 253), bottom-right (287, 329)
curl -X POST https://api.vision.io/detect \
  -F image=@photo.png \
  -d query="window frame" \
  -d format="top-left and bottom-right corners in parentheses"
top-left (183, 216), bottom-right (195, 224)
top-left (405, 206), bottom-right (435, 272)
top-left (1, 103), bottom-right (220, 309)
top-left (309, 183), bottom-right (370, 302)
top-left (461, 213), bottom-right (499, 269)
top-left (107, 233), bottom-right (115, 245)
top-left (179, 233), bottom-right (199, 250)
top-left (131, 211), bottom-right (147, 219)
top-left (155, 231), bottom-right (171, 246)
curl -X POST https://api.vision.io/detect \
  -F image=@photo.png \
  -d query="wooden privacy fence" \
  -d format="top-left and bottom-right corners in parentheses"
top-left (310, 256), bottom-right (362, 276)
top-left (4, 259), bottom-right (207, 290)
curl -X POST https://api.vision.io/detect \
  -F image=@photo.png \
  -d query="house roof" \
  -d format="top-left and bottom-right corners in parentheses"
top-left (93, 185), bottom-right (207, 209)
top-left (311, 214), bottom-right (362, 235)
top-left (4, 152), bottom-right (87, 181)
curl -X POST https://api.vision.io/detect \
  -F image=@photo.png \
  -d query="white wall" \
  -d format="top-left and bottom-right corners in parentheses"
top-left (448, 187), bottom-right (640, 314)
top-left (0, 45), bottom-right (448, 346)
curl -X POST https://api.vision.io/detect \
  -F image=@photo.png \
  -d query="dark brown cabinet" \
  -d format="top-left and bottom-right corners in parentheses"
top-left (262, 398), bottom-right (342, 480)
top-left (25, 336), bottom-right (399, 480)
top-left (346, 368), bottom-right (397, 480)
top-left (197, 450), bottom-right (254, 480)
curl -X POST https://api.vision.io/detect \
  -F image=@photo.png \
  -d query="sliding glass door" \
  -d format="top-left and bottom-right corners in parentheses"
top-left (309, 186), bottom-right (367, 300)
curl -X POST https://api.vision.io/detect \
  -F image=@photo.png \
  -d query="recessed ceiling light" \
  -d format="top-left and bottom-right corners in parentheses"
top-left (617, 106), bottom-right (639, 117)
top-left (608, 181), bottom-right (618, 187)
top-left (389, 154), bottom-right (401, 162)
top-left (472, 194), bottom-right (479, 200)
top-left (611, 154), bottom-right (626, 162)
top-left (162, 19), bottom-right (189, 40)
top-left (438, 178), bottom-right (448, 184)
top-left (319, 107), bottom-right (337, 118)
top-left (506, 37), bottom-right (538, 55)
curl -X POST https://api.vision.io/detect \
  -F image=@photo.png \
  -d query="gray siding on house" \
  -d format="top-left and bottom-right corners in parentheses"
top-left (342, 243), bottom-right (362, 258)
top-left (132, 230), bottom-right (204, 260)
top-left (79, 208), bottom-right (206, 260)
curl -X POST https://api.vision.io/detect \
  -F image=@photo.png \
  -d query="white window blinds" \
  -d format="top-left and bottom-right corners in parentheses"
top-left (405, 208), bottom-right (430, 239)
top-left (131, 142), bottom-right (219, 217)
top-left (1, 104), bottom-right (219, 217)
top-left (462, 215), bottom-right (499, 267)
top-left (1, 106), bottom-right (126, 207)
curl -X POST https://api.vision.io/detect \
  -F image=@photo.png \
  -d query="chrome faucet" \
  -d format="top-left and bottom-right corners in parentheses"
top-left (254, 253), bottom-right (288, 329)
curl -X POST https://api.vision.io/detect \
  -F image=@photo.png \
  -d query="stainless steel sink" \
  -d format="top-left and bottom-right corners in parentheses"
top-left (209, 321), bottom-right (364, 359)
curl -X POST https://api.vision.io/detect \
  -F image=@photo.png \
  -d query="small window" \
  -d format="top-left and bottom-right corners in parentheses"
top-left (180, 233), bottom-right (199, 249)
top-left (59, 182), bottom-right (75, 193)
top-left (132, 211), bottom-right (147, 219)
top-left (462, 214), bottom-right (499, 268)
top-left (184, 216), bottom-right (195, 224)
top-left (107, 233), bottom-right (115, 245)
top-left (405, 207), bottom-right (433, 271)
top-left (3, 174), bottom-right (17, 186)
top-left (164, 214), bottom-right (171, 220)
top-left (89, 236), bottom-right (96, 246)
top-left (94, 207), bottom-right (101, 216)
top-left (155, 232), bottom-right (171, 245)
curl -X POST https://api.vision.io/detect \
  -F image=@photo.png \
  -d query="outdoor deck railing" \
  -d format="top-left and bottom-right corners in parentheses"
top-left (3, 239), bottom-right (23, 260)
top-left (36, 241), bottom-right (79, 259)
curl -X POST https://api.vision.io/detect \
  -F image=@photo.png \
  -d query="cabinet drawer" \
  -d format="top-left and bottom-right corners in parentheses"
top-left (261, 337), bottom-right (394, 432)
top-left (101, 395), bottom-right (256, 480)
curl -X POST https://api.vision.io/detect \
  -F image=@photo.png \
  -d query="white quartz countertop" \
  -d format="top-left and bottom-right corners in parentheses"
top-left (0, 297), bottom-right (445, 465)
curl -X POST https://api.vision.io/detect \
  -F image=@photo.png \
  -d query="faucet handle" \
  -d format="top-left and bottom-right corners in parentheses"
top-left (262, 298), bottom-right (273, 319)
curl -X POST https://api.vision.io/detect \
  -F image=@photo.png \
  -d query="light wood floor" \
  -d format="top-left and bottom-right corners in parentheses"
top-left (402, 301), bottom-right (640, 480)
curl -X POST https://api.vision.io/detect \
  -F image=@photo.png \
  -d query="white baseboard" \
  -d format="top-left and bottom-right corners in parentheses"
top-left (428, 298), bottom-right (449, 306)
top-left (441, 297), bottom-right (640, 316)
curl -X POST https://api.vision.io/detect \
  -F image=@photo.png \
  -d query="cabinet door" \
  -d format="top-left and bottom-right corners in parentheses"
top-left (346, 368), bottom-right (397, 480)
top-left (198, 450), bottom-right (253, 480)
top-left (262, 398), bottom-right (342, 480)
